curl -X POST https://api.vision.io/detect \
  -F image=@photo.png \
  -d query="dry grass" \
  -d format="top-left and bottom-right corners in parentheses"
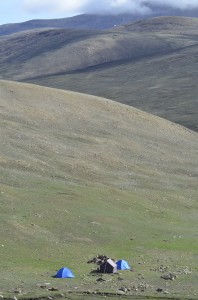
top-left (1, 80), bottom-right (197, 190)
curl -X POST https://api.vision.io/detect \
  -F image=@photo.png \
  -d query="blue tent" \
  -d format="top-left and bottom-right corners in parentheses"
top-left (55, 267), bottom-right (75, 278)
top-left (116, 260), bottom-right (130, 270)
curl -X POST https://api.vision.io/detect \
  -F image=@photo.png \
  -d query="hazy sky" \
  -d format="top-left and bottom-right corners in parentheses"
top-left (1, 0), bottom-right (198, 25)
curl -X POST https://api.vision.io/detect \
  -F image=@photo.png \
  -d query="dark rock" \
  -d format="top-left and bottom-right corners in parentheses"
top-left (96, 277), bottom-right (106, 282)
top-left (119, 287), bottom-right (127, 292)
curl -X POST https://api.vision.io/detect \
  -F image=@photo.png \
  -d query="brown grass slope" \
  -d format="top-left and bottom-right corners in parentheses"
top-left (0, 79), bottom-right (198, 191)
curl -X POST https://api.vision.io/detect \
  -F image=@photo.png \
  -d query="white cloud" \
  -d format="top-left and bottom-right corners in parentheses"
top-left (83, 0), bottom-right (152, 14)
top-left (22, 0), bottom-right (88, 14)
top-left (22, 0), bottom-right (198, 15)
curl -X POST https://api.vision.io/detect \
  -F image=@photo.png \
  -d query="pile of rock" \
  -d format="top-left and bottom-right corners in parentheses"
top-left (87, 254), bottom-right (114, 265)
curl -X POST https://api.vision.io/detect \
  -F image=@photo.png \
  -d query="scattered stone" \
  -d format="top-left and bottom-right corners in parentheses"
top-left (161, 273), bottom-right (177, 280)
top-left (164, 291), bottom-right (169, 294)
top-left (151, 265), bottom-right (169, 272)
top-left (39, 284), bottom-right (48, 289)
top-left (138, 273), bottom-right (144, 279)
top-left (139, 283), bottom-right (149, 291)
top-left (183, 268), bottom-right (191, 274)
top-left (14, 289), bottom-right (21, 294)
top-left (176, 267), bottom-right (192, 275)
top-left (117, 276), bottom-right (124, 281)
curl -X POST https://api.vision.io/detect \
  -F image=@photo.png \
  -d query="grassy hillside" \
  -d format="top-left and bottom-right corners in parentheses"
top-left (0, 80), bottom-right (198, 299)
top-left (1, 17), bottom-right (198, 132)
top-left (1, 24), bottom-right (194, 81)
top-left (30, 40), bottom-right (198, 132)
top-left (19, 16), bottom-right (198, 132)
top-left (123, 16), bottom-right (198, 33)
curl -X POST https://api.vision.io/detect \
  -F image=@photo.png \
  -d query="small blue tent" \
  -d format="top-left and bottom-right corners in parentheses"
top-left (55, 267), bottom-right (75, 278)
top-left (116, 260), bottom-right (130, 270)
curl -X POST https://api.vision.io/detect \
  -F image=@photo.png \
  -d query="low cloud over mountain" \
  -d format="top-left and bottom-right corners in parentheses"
top-left (22, 0), bottom-right (198, 15)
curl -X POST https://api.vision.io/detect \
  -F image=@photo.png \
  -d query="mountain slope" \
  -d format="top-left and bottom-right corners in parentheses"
top-left (0, 80), bottom-right (198, 297)
top-left (31, 39), bottom-right (198, 131)
top-left (17, 16), bottom-right (198, 132)
top-left (0, 14), bottom-right (139, 35)
top-left (123, 16), bottom-right (198, 34)
top-left (1, 9), bottom-right (198, 36)
top-left (1, 79), bottom-right (197, 189)
top-left (1, 16), bottom-right (198, 80)
top-left (0, 17), bottom-right (198, 132)
top-left (2, 24), bottom-right (196, 80)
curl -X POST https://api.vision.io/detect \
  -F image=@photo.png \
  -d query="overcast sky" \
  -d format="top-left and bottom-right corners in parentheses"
top-left (1, 0), bottom-right (198, 25)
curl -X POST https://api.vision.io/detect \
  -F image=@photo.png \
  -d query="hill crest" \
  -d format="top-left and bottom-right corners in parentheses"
top-left (1, 79), bottom-right (197, 190)
top-left (123, 16), bottom-right (198, 33)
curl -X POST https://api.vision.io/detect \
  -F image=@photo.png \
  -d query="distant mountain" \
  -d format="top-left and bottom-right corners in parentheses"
top-left (1, 7), bottom-right (198, 36)
top-left (2, 24), bottom-right (193, 80)
top-left (0, 14), bottom-right (142, 35)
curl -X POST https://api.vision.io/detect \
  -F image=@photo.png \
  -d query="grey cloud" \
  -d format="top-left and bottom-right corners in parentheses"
top-left (83, 0), bottom-right (198, 14)
top-left (22, 0), bottom-right (198, 16)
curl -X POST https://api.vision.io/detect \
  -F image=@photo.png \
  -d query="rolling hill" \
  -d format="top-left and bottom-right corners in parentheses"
top-left (0, 80), bottom-right (198, 298)
top-left (3, 17), bottom-right (198, 81)
top-left (0, 16), bottom-right (196, 131)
